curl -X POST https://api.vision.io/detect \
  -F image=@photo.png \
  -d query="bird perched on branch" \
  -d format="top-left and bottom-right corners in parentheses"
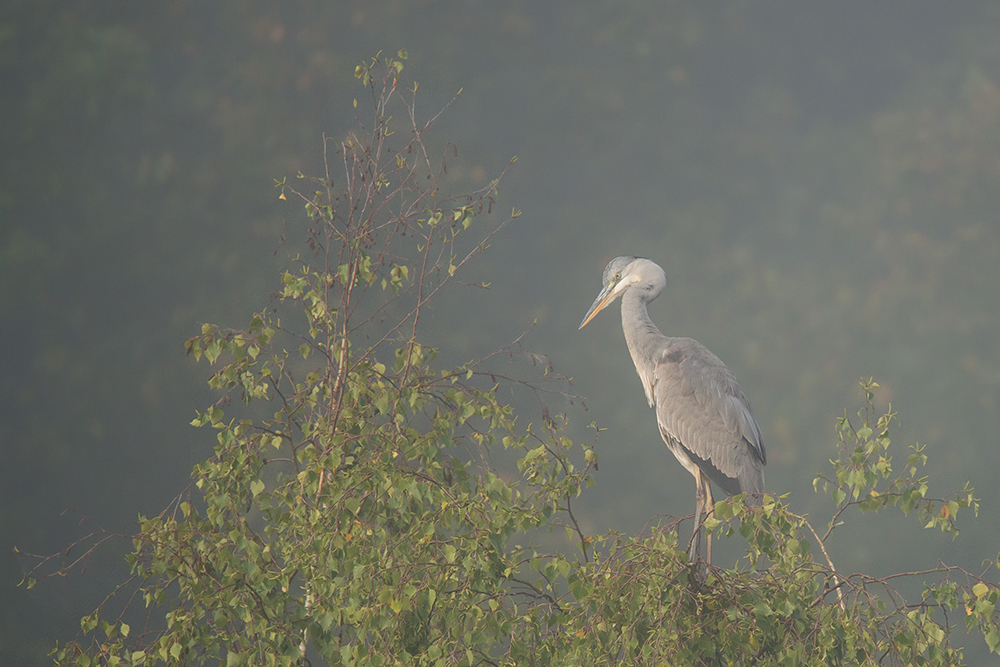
top-left (579, 256), bottom-right (765, 563)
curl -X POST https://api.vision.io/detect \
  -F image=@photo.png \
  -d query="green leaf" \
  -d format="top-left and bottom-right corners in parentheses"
top-left (81, 612), bottom-right (99, 633)
top-left (169, 642), bottom-right (182, 659)
top-left (986, 628), bottom-right (1000, 653)
top-left (204, 341), bottom-right (222, 364)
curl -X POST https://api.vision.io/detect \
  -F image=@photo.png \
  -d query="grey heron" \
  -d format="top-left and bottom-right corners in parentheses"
top-left (579, 256), bottom-right (765, 564)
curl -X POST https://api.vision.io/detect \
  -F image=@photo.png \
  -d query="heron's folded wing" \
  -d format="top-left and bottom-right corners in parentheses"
top-left (652, 338), bottom-right (765, 499)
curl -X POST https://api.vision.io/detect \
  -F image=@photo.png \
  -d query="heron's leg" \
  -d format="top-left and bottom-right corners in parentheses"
top-left (703, 479), bottom-right (715, 565)
top-left (689, 470), bottom-right (704, 562)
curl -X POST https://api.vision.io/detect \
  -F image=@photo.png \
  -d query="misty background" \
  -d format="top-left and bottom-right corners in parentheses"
top-left (3, 2), bottom-right (1000, 664)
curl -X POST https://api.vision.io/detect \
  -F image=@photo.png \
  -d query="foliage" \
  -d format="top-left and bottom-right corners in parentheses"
top-left (23, 54), bottom-right (1000, 667)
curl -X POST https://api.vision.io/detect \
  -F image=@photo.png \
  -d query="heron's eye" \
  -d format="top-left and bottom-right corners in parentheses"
top-left (614, 273), bottom-right (621, 281)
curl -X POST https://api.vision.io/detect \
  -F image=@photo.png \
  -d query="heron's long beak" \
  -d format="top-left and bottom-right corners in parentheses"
top-left (578, 282), bottom-right (618, 329)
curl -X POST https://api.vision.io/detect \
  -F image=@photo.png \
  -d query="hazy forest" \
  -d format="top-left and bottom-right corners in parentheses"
top-left (3, 2), bottom-right (1000, 665)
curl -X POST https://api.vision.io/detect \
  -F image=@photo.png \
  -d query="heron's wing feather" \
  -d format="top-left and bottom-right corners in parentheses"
top-left (652, 338), bottom-right (766, 499)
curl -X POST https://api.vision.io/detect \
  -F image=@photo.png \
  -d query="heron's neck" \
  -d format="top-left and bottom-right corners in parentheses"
top-left (621, 289), bottom-right (664, 353)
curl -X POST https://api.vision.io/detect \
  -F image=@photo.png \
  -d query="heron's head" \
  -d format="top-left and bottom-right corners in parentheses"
top-left (578, 256), bottom-right (665, 329)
